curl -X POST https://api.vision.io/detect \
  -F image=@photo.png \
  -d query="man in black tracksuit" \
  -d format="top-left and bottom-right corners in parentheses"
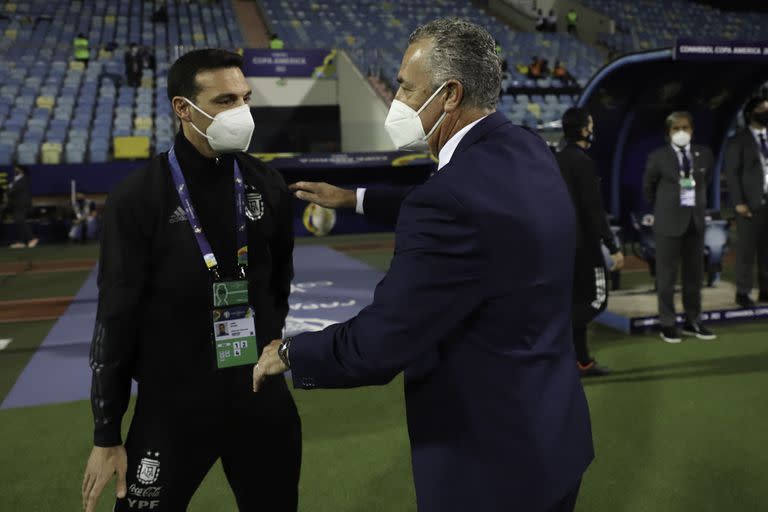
top-left (556, 108), bottom-right (623, 376)
top-left (82, 49), bottom-right (300, 512)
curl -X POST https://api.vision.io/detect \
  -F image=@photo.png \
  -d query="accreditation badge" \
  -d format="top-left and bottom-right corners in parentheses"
top-left (211, 280), bottom-right (258, 369)
top-left (679, 176), bottom-right (696, 207)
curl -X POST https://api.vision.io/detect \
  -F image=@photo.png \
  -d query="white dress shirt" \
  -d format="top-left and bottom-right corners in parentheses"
top-left (356, 116), bottom-right (488, 214)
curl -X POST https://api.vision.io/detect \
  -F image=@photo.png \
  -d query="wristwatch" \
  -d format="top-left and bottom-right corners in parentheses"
top-left (278, 337), bottom-right (292, 368)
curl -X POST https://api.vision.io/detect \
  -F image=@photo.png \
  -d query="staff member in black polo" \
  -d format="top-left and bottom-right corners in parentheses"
top-left (81, 49), bottom-right (300, 512)
top-left (643, 111), bottom-right (716, 343)
top-left (557, 108), bottom-right (623, 376)
top-left (725, 97), bottom-right (768, 308)
top-left (6, 164), bottom-right (39, 249)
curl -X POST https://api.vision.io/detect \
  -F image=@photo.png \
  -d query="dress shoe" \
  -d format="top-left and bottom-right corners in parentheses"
top-left (736, 294), bottom-right (756, 309)
top-left (682, 321), bottom-right (716, 340)
top-left (578, 360), bottom-right (611, 377)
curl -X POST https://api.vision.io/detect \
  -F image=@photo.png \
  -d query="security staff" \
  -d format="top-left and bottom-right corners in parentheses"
top-left (81, 49), bottom-right (300, 512)
top-left (74, 33), bottom-right (90, 66)
top-left (725, 97), bottom-right (768, 308)
top-left (556, 108), bottom-right (623, 376)
top-left (643, 111), bottom-right (716, 343)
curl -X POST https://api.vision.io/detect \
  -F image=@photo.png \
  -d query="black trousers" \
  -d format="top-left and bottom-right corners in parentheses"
top-left (13, 208), bottom-right (34, 243)
top-left (114, 382), bottom-right (301, 511)
top-left (734, 205), bottom-right (768, 296)
top-left (655, 220), bottom-right (704, 327)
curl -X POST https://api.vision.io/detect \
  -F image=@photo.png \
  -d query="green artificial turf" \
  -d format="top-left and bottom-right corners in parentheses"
top-left (1, 237), bottom-right (766, 511)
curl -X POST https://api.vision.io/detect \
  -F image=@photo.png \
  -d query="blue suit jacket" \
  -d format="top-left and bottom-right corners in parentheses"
top-left (289, 113), bottom-right (594, 511)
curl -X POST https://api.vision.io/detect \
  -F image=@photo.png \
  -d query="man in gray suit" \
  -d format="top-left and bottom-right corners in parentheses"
top-left (725, 97), bottom-right (768, 309)
top-left (643, 111), bottom-right (716, 343)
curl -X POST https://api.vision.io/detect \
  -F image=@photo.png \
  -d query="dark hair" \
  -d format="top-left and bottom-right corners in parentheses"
top-left (77, 33), bottom-right (86, 39)
top-left (562, 107), bottom-right (590, 142)
top-left (167, 49), bottom-right (244, 102)
top-left (743, 96), bottom-right (767, 124)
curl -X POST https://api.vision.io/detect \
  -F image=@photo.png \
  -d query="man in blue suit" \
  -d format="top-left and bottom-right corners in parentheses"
top-left (254, 18), bottom-right (593, 512)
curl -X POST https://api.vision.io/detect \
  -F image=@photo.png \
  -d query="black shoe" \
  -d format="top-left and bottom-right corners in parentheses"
top-left (578, 360), bottom-right (611, 377)
top-left (682, 321), bottom-right (716, 340)
top-left (758, 291), bottom-right (768, 303)
top-left (736, 294), bottom-right (756, 309)
top-left (660, 326), bottom-right (682, 343)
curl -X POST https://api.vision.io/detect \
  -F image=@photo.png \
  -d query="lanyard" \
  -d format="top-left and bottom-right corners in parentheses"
top-left (167, 146), bottom-right (248, 280)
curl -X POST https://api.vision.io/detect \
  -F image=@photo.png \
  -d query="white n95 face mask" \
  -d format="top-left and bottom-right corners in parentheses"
top-left (671, 130), bottom-right (691, 148)
top-left (384, 82), bottom-right (448, 152)
top-left (184, 98), bottom-right (255, 153)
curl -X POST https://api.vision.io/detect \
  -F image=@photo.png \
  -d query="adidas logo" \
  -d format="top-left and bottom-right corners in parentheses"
top-left (168, 206), bottom-right (187, 224)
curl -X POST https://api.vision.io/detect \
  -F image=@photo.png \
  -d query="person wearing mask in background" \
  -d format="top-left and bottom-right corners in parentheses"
top-left (270, 33), bottom-right (285, 50)
top-left (124, 43), bottom-right (143, 87)
top-left (546, 9), bottom-right (558, 32)
top-left (643, 112), bottom-right (716, 343)
top-left (725, 97), bottom-right (768, 308)
top-left (556, 108), bottom-right (623, 376)
top-left (254, 18), bottom-right (592, 512)
top-left (74, 33), bottom-right (90, 67)
top-left (80, 49), bottom-right (300, 512)
top-left (535, 9), bottom-right (545, 32)
top-left (7, 165), bottom-right (38, 249)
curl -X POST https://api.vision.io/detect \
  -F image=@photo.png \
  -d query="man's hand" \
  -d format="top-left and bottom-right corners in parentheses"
top-left (735, 204), bottom-right (752, 218)
top-left (253, 339), bottom-right (289, 392)
top-left (82, 445), bottom-right (128, 512)
top-left (610, 251), bottom-right (625, 271)
top-left (289, 182), bottom-right (356, 209)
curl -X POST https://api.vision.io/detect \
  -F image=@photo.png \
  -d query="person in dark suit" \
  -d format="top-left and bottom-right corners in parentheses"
top-left (724, 97), bottom-right (768, 308)
top-left (254, 18), bottom-right (593, 512)
top-left (7, 165), bottom-right (38, 249)
top-left (643, 111), bottom-right (716, 343)
top-left (557, 107), bottom-right (624, 376)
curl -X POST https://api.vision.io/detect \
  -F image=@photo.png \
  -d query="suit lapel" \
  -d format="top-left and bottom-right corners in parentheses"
top-left (453, 112), bottom-right (510, 156)
top-left (666, 146), bottom-right (680, 176)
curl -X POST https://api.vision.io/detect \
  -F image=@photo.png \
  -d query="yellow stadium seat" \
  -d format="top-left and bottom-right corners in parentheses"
top-left (5, 3), bottom-right (17, 12)
top-left (526, 103), bottom-right (541, 119)
top-left (141, 77), bottom-right (154, 88)
top-left (105, 15), bottom-right (115, 24)
top-left (113, 136), bottom-right (151, 159)
top-left (69, 61), bottom-right (85, 71)
top-left (41, 142), bottom-right (63, 164)
top-left (4, 29), bottom-right (17, 40)
top-left (134, 117), bottom-right (153, 130)
top-left (36, 96), bottom-right (55, 109)
top-left (193, 32), bottom-right (205, 42)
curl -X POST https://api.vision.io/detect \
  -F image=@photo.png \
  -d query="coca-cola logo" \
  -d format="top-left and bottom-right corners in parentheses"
top-left (129, 484), bottom-right (162, 498)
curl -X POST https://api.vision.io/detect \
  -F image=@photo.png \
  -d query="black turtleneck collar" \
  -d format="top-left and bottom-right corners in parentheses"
top-left (174, 130), bottom-right (235, 180)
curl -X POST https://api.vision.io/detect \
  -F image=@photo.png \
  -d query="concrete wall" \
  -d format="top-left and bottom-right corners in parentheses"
top-left (337, 50), bottom-right (395, 152)
top-left (246, 77), bottom-right (338, 107)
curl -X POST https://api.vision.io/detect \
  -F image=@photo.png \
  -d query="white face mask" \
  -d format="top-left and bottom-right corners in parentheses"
top-left (671, 130), bottom-right (691, 148)
top-left (384, 82), bottom-right (448, 152)
top-left (184, 98), bottom-right (255, 153)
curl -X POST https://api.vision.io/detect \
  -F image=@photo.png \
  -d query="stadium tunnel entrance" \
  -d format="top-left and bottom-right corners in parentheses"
top-left (577, 47), bottom-right (768, 223)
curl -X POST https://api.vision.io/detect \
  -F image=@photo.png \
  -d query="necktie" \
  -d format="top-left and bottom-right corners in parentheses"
top-left (679, 148), bottom-right (691, 176)
top-left (759, 133), bottom-right (768, 159)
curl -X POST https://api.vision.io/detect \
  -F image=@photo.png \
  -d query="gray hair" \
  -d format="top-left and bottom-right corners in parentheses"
top-left (665, 111), bottom-right (694, 132)
top-left (408, 18), bottom-right (502, 111)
